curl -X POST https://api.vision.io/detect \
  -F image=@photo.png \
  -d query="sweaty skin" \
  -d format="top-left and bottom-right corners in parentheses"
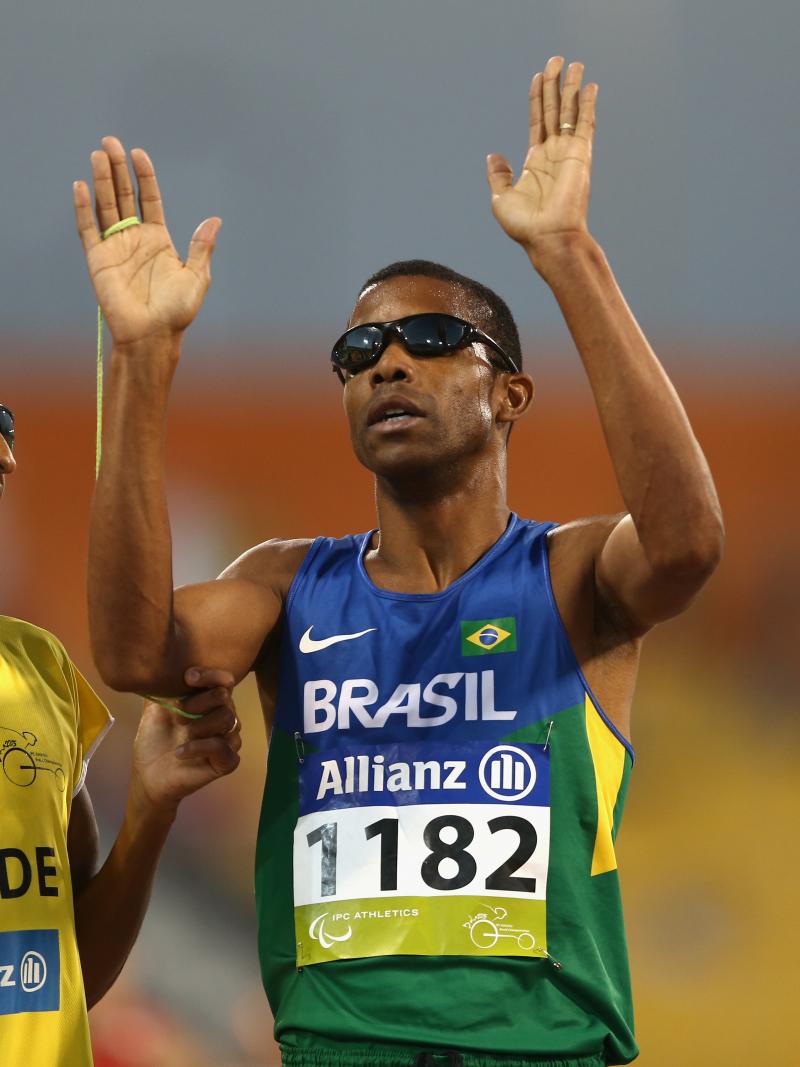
top-left (75, 56), bottom-right (723, 751)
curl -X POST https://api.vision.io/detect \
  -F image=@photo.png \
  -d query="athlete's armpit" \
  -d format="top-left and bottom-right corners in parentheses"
top-left (546, 517), bottom-right (642, 739)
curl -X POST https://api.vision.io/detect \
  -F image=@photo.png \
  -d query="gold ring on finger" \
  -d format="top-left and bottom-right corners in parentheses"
top-left (226, 715), bottom-right (239, 735)
top-left (559, 122), bottom-right (576, 132)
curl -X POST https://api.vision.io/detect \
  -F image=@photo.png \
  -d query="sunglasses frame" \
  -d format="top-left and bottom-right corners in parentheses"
top-left (0, 404), bottom-right (14, 452)
top-left (330, 313), bottom-right (519, 384)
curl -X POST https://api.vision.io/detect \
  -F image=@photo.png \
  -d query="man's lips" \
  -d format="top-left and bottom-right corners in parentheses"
top-left (367, 396), bottom-right (426, 428)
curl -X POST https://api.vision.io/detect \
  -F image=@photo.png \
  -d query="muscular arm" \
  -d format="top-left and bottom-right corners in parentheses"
top-left (540, 234), bottom-right (722, 631)
top-left (76, 139), bottom-right (282, 694)
top-left (489, 58), bottom-right (723, 636)
top-left (69, 686), bottom-right (241, 1008)
top-left (90, 342), bottom-right (281, 692)
top-left (69, 782), bottom-right (176, 1008)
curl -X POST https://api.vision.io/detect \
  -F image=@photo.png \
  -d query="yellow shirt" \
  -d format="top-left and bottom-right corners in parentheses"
top-left (0, 616), bottom-right (112, 1066)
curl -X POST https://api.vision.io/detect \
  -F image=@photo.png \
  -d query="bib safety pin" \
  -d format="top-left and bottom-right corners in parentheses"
top-left (543, 720), bottom-right (554, 751)
top-left (294, 731), bottom-right (305, 764)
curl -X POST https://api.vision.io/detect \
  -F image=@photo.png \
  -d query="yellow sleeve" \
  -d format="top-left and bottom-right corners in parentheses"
top-left (67, 660), bottom-right (114, 797)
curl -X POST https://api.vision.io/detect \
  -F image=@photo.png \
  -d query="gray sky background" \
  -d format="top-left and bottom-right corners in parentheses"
top-left (1, 0), bottom-right (798, 368)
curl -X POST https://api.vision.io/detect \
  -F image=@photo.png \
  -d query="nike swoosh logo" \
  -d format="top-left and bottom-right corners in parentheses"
top-left (299, 626), bottom-right (377, 653)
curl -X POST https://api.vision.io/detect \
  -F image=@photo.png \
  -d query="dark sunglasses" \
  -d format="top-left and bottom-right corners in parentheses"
top-left (331, 313), bottom-right (519, 383)
top-left (0, 405), bottom-right (14, 452)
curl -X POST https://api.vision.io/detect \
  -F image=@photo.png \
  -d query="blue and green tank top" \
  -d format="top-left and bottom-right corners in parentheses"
top-left (255, 515), bottom-right (638, 1064)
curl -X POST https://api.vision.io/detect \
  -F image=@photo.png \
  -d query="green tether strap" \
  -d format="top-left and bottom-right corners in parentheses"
top-left (96, 217), bottom-right (141, 477)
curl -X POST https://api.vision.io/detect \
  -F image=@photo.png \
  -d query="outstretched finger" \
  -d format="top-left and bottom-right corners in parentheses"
top-left (542, 56), bottom-right (564, 139)
top-left (186, 217), bottom-right (222, 278)
top-left (73, 180), bottom-right (101, 253)
top-left (130, 147), bottom-right (166, 225)
top-left (102, 136), bottom-right (138, 221)
top-left (528, 72), bottom-right (545, 149)
top-left (559, 62), bottom-right (584, 132)
top-left (91, 149), bottom-right (120, 232)
top-left (575, 83), bottom-right (598, 144)
top-left (486, 154), bottom-right (515, 199)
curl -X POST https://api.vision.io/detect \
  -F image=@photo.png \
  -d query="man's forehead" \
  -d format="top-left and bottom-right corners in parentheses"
top-left (350, 275), bottom-right (471, 326)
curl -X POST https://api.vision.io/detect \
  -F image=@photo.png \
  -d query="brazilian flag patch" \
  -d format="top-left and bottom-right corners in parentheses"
top-left (460, 617), bottom-right (517, 656)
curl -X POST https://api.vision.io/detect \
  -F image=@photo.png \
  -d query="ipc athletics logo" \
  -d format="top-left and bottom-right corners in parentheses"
top-left (309, 913), bottom-right (353, 950)
top-left (478, 745), bottom-right (536, 802)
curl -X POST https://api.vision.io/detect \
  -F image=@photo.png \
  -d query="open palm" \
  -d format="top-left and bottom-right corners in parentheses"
top-left (74, 138), bottom-right (221, 348)
top-left (487, 58), bottom-right (597, 252)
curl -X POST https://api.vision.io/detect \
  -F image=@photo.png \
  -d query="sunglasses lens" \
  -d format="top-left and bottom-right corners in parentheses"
top-left (401, 314), bottom-right (467, 355)
top-left (0, 406), bottom-right (14, 451)
top-left (334, 326), bottom-right (384, 371)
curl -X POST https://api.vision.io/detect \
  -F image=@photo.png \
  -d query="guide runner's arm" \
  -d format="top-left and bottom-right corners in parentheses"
top-left (487, 58), bottom-right (724, 634)
top-left (69, 681), bottom-right (240, 1007)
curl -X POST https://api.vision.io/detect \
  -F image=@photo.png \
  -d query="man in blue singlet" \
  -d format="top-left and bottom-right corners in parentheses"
top-left (75, 58), bottom-right (723, 1066)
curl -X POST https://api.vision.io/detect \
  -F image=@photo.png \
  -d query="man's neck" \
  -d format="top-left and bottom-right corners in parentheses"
top-left (366, 462), bottom-right (511, 594)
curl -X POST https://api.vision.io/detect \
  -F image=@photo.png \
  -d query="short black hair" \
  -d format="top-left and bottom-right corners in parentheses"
top-left (356, 259), bottom-right (523, 372)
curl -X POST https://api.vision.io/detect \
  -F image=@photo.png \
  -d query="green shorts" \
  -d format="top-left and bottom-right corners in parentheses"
top-left (280, 1047), bottom-right (607, 1067)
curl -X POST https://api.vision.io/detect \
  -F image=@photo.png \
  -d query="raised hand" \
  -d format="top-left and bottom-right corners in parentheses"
top-left (73, 137), bottom-right (221, 349)
top-left (130, 669), bottom-right (241, 816)
top-left (487, 57), bottom-right (597, 259)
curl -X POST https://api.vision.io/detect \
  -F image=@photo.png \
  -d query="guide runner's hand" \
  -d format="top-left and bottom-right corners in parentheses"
top-left (130, 669), bottom-right (241, 816)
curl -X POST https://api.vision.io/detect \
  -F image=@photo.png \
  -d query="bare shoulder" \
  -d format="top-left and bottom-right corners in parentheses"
top-left (546, 514), bottom-right (622, 579)
top-left (218, 537), bottom-right (315, 600)
top-left (547, 513), bottom-right (641, 642)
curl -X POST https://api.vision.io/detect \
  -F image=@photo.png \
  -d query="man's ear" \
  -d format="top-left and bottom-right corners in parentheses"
top-left (496, 372), bottom-right (535, 428)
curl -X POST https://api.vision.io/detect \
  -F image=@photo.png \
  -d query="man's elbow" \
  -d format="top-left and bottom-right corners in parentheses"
top-left (653, 511), bottom-right (726, 584)
top-left (91, 644), bottom-right (171, 696)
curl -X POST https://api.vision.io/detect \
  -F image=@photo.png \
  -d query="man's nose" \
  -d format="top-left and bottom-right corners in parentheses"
top-left (0, 440), bottom-right (16, 474)
top-left (368, 342), bottom-right (416, 387)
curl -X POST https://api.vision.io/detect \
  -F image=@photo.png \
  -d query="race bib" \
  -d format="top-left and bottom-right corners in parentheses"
top-left (294, 739), bottom-right (550, 965)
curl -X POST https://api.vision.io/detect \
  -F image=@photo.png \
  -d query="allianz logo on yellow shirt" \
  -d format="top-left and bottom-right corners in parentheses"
top-left (0, 929), bottom-right (60, 1015)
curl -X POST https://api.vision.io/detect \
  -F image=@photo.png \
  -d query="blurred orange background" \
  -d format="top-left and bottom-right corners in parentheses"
top-left (2, 353), bottom-right (798, 1065)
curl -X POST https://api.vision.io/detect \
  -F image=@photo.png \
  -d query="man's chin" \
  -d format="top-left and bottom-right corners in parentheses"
top-left (357, 442), bottom-right (442, 482)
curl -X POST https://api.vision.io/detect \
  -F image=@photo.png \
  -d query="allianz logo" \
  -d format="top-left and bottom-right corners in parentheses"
top-left (304, 670), bottom-right (516, 733)
top-left (316, 744), bottom-right (537, 803)
top-left (0, 951), bottom-right (48, 994)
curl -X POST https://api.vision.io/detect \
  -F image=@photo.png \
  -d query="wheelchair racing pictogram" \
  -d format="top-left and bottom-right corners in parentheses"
top-left (1, 726), bottom-right (66, 791)
top-left (463, 905), bottom-right (536, 951)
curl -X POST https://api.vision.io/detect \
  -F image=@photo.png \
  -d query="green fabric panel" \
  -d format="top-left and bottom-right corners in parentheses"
top-left (256, 704), bottom-right (638, 1065)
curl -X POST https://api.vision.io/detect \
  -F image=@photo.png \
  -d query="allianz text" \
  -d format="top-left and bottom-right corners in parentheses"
top-left (304, 670), bottom-right (517, 733)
